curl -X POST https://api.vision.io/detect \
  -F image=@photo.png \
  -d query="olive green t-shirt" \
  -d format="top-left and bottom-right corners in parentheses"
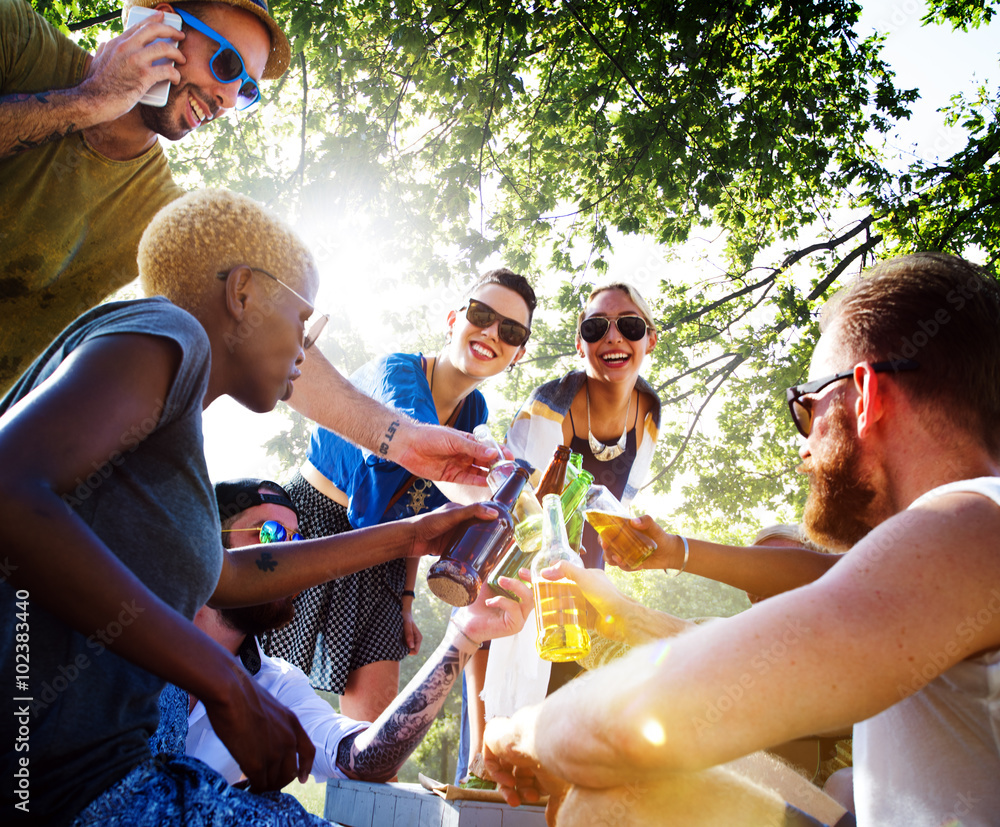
top-left (0, 0), bottom-right (184, 392)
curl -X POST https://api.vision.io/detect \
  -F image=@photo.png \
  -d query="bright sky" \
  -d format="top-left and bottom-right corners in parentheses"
top-left (201, 0), bottom-right (1000, 492)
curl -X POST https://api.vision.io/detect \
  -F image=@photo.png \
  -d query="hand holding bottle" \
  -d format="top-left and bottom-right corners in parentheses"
top-left (599, 513), bottom-right (685, 572)
top-left (427, 467), bottom-right (530, 606)
top-left (583, 486), bottom-right (657, 568)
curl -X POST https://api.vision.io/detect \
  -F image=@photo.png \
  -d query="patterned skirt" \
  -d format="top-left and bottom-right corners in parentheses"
top-left (260, 473), bottom-right (408, 693)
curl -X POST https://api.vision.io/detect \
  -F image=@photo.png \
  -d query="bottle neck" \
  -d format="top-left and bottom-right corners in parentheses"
top-left (541, 493), bottom-right (572, 551)
top-left (492, 467), bottom-right (530, 510)
top-left (537, 448), bottom-right (570, 499)
top-left (560, 471), bottom-right (595, 514)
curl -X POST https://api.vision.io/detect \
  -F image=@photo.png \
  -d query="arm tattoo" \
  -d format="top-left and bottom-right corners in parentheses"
top-left (254, 551), bottom-right (278, 572)
top-left (338, 642), bottom-right (472, 780)
top-left (378, 419), bottom-right (400, 457)
top-left (2, 93), bottom-right (76, 155)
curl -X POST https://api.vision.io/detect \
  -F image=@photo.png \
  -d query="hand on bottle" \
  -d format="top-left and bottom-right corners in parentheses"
top-left (602, 514), bottom-right (682, 571)
top-left (203, 660), bottom-right (314, 791)
top-left (453, 575), bottom-right (533, 644)
top-left (537, 561), bottom-right (636, 643)
top-left (393, 422), bottom-right (499, 486)
top-left (81, 12), bottom-right (185, 122)
top-left (400, 501), bottom-right (498, 558)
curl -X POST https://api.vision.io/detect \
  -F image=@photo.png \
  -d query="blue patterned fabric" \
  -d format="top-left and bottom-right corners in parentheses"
top-left (70, 682), bottom-right (329, 826)
top-left (69, 754), bottom-right (330, 826)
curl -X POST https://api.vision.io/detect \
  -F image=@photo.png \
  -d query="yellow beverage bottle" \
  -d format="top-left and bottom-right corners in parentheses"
top-left (531, 494), bottom-right (590, 662)
top-left (585, 510), bottom-right (657, 568)
top-left (492, 471), bottom-right (594, 600)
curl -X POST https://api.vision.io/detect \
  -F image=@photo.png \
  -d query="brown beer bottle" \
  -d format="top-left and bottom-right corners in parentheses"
top-left (426, 466), bottom-right (530, 607)
top-left (534, 444), bottom-right (571, 500)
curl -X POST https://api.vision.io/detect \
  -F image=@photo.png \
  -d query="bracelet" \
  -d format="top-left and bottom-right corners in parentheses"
top-left (401, 589), bottom-right (416, 599)
top-left (448, 619), bottom-right (481, 652)
top-left (667, 535), bottom-right (689, 578)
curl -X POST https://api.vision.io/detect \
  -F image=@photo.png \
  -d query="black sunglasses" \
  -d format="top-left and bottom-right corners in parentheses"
top-left (785, 359), bottom-right (920, 438)
top-left (461, 299), bottom-right (531, 347)
top-left (579, 315), bottom-right (649, 343)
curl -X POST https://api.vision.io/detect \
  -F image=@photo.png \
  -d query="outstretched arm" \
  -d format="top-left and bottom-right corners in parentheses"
top-left (336, 577), bottom-right (533, 781)
top-left (211, 500), bottom-right (500, 607)
top-left (548, 562), bottom-right (695, 645)
top-left (606, 515), bottom-right (840, 600)
top-left (0, 11), bottom-right (184, 158)
top-left (487, 498), bottom-right (1000, 799)
top-left (288, 347), bottom-right (496, 486)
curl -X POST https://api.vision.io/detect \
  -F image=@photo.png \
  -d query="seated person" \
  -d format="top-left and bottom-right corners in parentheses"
top-left (189, 477), bottom-right (532, 784)
top-left (484, 254), bottom-right (1000, 827)
top-left (0, 188), bottom-right (507, 823)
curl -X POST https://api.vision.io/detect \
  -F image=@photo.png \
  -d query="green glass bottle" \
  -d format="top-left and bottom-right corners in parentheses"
top-left (565, 452), bottom-right (586, 551)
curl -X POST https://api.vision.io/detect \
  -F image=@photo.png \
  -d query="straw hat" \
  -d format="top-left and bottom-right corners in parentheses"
top-left (121, 0), bottom-right (291, 79)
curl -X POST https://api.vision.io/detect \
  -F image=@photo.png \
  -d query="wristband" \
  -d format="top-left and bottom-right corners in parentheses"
top-left (447, 619), bottom-right (482, 654)
top-left (667, 535), bottom-right (689, 578)
top-left (402, 589), bottom-right (416, 599)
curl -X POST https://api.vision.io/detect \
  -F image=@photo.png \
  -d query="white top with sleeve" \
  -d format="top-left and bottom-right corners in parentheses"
top-left (853, 476), bottom-right (1000, 827)
top-left (186, 637), bottom-right (369, 784)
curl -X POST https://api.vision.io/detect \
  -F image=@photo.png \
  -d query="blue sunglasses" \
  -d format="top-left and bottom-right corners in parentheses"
top-left (174, 8), bottom-right (261, 110)
top-left (221, 520), bottom-right (303, 544)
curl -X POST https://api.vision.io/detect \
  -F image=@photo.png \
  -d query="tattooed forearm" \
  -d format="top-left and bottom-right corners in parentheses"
top-left (0, 91), bottom-right (80, 158)
top-left (378, 419), bottom-right (400, 457)
top-left (339, 641), bottom-right (473, 781)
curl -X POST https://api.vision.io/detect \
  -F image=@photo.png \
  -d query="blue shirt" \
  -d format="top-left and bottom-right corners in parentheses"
top-left (307, 353), bottom-right (489, 528)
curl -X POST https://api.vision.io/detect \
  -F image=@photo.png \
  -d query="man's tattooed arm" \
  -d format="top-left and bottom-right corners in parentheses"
top-left (0, 91), bottom-right (86, 159)
top-left (336, 626), bottom-right (478, 781)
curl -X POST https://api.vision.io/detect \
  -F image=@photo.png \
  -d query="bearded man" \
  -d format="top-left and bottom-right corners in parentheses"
top-left (482, 252), bottom-right (1000, 827)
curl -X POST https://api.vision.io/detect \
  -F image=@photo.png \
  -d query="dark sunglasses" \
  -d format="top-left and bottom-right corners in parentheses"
top-left (222, 520), bottom-right (303, 544)
top-left (461, 299), bottom-right (531, 347)
top-left (785, 359), bottom-right (920, 438)
top-left (174, 8), bottom-right (260, 110)
top-left (579, 315), bottom-right (649, 343)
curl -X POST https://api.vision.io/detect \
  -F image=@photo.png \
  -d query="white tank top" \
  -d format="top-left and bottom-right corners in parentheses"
top-left (853, 477), bottom-right (1000, 827)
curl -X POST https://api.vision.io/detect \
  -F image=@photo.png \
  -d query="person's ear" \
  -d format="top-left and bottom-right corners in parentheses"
top-left (575, 332), bottom-right (585, 358)
top-left (510, 345), bottom-right (527, 368)
top-left (646, 327), bottom-right (658, 353)
top-left (222, 265), bottom-right (255, 321)
top-left (854, 362), bottom-right (884, 436)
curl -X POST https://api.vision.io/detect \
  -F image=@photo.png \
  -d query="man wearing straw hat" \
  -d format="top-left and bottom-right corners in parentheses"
top-left (0, 0), bottom-right (290, 394)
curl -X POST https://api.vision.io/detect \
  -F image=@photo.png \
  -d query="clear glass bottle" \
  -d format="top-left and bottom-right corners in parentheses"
top-left (531, 494), bottom-right (591, 662)
top-left (472, 424), bottom-right (518, 492)
top-left (426, 466), bottom-right (530, 606)
top-left (490, 470), bottom-right (594, 599)
top-left (583, 485), bottom-right (657, 568)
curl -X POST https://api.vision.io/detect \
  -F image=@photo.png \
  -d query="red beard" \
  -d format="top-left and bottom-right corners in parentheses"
top-left (801, 397), bottom-right (880, 552)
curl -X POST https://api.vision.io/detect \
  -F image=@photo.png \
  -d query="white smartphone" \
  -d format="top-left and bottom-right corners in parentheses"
top-left (125, 6), bottom-right (183, 108)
